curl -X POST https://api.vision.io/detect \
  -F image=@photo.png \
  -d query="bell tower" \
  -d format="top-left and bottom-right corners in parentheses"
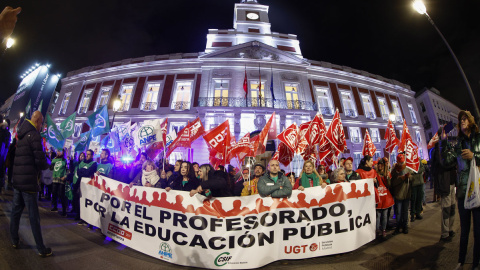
top-left (234, 0), bottom-right (271, 35)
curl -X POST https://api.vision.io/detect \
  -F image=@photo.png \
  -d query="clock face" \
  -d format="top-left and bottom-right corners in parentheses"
top-left (246, 12), bottom-right (259, 20)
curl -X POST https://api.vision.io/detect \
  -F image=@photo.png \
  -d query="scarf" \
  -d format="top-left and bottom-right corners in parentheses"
top-left (300, 172), bottom-right (320, 188)
top-left (142, 169), bottom-right (160, 187)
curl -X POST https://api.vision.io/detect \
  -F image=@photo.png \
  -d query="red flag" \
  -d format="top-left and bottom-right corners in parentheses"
top-left (189, 117), bottom-right (205, 143)
top-left (362, 129), bottom-right (377, 157)
top-left (203, 120), bottom-right (231, 155)
top-left (243, 69), bottom-right (248, 97)
top-left (273, 142), bottom-right (294, 167)
top-left (398, 120), bottom-right (413, 153)
top-left (208, 147), bottom-right (225, 170)
top-left (267, 115), bottom-right (277, 140)
top-left (318, 141), bottom-right (333, 162)
top-left (166, 122), bottom-right (192, 157)
top-left (276, 123), bottom-right (298, 153)
top-left (297, 121), bottom-right (311, 154)
top-left (249, 135), bottom-right (259, 157)
top-left (325, 109), bottom-right (347, 155)
top-left (427, 132), bottom-right (439, 149)
top-left (307, 114), bottom-right (326, 146)
top-left (256, 112), bottom-right (275, 155)
top-left (405, 139), bottom-right (420, 172)
top-left (384, 120), bottom-right (399, 154)
top-left (161, 118), bottom-right (168, 145)
top-left (301, 145), bottom-right (317, 162)
top-left (227, 133), bottom-right (250, 164)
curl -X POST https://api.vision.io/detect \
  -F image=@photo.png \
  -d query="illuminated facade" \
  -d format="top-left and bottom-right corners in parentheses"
top-left (52, 0), bottom-right (427, 171)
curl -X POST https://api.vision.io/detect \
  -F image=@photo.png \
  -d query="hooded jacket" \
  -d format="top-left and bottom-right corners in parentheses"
top-left (13, 120), bottom-right (49, 192)
top-left (257, 171), bottom-right (292, 198)
top-left (390, 163), bottom-right (411, 200)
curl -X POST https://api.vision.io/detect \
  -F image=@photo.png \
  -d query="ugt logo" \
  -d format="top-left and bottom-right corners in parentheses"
top-left (94, 114), bottom-right (106, 128)
top-left (138, 125), bottom-right (156, 145)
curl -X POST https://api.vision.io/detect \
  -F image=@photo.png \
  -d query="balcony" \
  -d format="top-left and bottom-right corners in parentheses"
top-left (382, 114), bottom-right (389, 120)
top-left (319, 107), bottom-right (333, 115)
top-left (365, 112), bottom-right (376, 119)
top-left (344, 109), bottom-right (357, 118)
top-left (172, 101), bottom-right (191, 111)
top-left (197, 97), bottom-right (316, 111)
top-left (396, 116), bottom-right (403, 123)
top-left (142, 102), bottom-right (158, 111)
top-left (351, 137), bottom-right (361, 143)
top-left (78, 107), bottom-right (88, 114)
top-left (116, 103), bottom-right (130, 112)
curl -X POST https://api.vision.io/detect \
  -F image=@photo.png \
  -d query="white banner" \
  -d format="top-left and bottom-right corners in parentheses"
top-left (81, 176), bottom-right (376, 269)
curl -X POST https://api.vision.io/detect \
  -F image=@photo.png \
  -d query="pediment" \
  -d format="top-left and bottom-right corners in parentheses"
top-left (200, 41), bottom-right (307, 64)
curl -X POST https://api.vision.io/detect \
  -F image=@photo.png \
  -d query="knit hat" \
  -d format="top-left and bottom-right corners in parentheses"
top-left (397, 154), bottom-right (405, 164)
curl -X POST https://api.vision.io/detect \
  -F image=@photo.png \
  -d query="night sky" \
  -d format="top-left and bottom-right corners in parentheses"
top-left (1, 0), bottom-right (479, 113)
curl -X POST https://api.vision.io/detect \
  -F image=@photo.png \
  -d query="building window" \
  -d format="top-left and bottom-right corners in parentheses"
top-left (142, 83), bottom-right (161, 111)
top-left (419, 148), bottom-right (424, 160)
top-left (415, 131), bottom-right (422, 144)
top-left (214, 80), bottom-right (229, 106)
top-left (95, 87), bottom-right (111, 111)
top-left (118, 84), bottom-right (134, 112)
top-left (420, 102), bottom-right (426, 112)
top-left (377, 97), bottom-right (390, 120)
top-left (373, 151), bottom-right (381, 161)
top-left (171, 81), bottom-right (192, 111)
top-left (170, 122), bottom-right (187, 134)
top-left (340, 91), bottom-right (357, 118)
top-left (59, 92), bottom-right (71, 115)
top-left (284, 83), bottom-right (300, 109)
top-left (391, 101), bottom-right (402, 122)
top-left (316, 87), bottom-right (334, 115)
top-left (349, 127), bottom-right (361, 144)
top-left (361, 94), bottom-right (376, 119)
top-left (370, 128), bottom-right (380, 143)
top-left (73, 123), bottom-right (82, 138)
top-left (390, 150), bottom-right (397, 167)
top-left (78, 89), bottom-right (93, 114)
top-left (353, 152), bottom-right (362, 170)
top-left (250, 80), bottom-right (266, 107)
top-left (408, 104), bottom-right (418, 124)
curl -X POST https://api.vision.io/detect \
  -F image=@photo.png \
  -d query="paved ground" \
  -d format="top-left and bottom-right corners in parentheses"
top-left (0, 185), bottom-right (476, 270)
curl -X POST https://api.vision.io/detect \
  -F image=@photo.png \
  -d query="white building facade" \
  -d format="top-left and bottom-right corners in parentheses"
top-left (52, 0), bottom-right (427, 172)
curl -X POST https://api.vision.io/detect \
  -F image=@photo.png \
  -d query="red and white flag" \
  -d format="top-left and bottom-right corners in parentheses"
top-left (203, 120), bottom-right (232, 157)
top-left (256, 112), bottom-right (275, 155)
top-left (362, 129), bottom-right (377, 157)
top-left (243, 69), bottom-right (248, 98)
top-left (318, 141), bottom-right (333, 162)
top-left (398, 120), bottom-right (413, 153)
top-left (227, 133), bottom-right (250, 164)
top-left (166, 122), bottom-right (192, 157)
top-left (325, 109), bottom-right (347, 156)
top-left (307, 114), bottom-right (326, 146)
top-left (301, 145), bottom-right (317, 162)
top-left (427, 132), bottom-right (439, 149)
top-left (272, 142), bottom-right (294, 167)
top-left (189, 117), bottom-right (205, 143)
top-left (405, 139), bottom-right (420, 172)
top-left (249, 135), bottom-right (259, 157)
top-left (384, 120), bottom-right (399, 154)
top-left (296, 121), bottom-right (311, 154)
top-left (277, 123), bottom-right (298, 153)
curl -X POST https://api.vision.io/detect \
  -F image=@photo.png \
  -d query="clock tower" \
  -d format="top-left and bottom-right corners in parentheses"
top-left (205, 0), bottom-right (302, 58)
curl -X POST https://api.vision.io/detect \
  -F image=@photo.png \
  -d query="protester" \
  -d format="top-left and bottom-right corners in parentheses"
top-left (391, 154), bottom-right (411, 235)
top-left (5, 137), bottom-right (16, 190)
top-left (192, 162), bottom-right (199, 178)
top-left (440, 110), bottom-right (480, 269)
top-left (331, 167), bottom-right (347, 183)
top-left (295, 160), bottom-right (327, 190)
top-left (129, 160), bottom-right (164, 188)
top-left (70, 152), bottom-right (85, 220)
top-left (317, 164), bottom-right (331, 184)
top-left (167, 161), bottom-right (200, 192)
top-left (356, 155), bottom-right (378, 181)
top-left (232, 167), bottom-right (245, 196)
top-left (128, 152), bottom-right (147, 183)
top-left (409, 158), bottom-right (426, 222)
top-left (286, 172), bottom-right (296, 188)
top-left (191, 164), bottom-right (229, 197)
top-left (75, 149), bottom-right (97, 225)
top-left (166, 159), bottom-right (183, 188)
top-left (50, 148), bottom-right (68, 217)
top-left (257, 159), bottom-right (292, 198)
top-left (375, 157), bottom-right (394, 239)
top-left (96, 149), bottom-right (114, 178)
top-left (344, 157), bottom-right (361, 181)
top-left (0, 117), bottom-right (11, 194)
top-left (241, 164), bottom-right (264, 196)
top-left (10, 111), bottom-right (52, 257)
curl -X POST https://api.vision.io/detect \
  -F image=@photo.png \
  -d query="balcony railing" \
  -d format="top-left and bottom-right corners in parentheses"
top-left (319, 107), bottom-right (333, 115)
top-left (372, 136), bottom-right (380, 143)
top-left (365, 112), bottom-right (376, 119)
top-left (344, 109), bottom-right (357, 118)
top-left (116, 103), bottom-right (130, 112)
top-left (142, 102), bottom-right (158, 111)
top-left (396, 116), bottom-right (403, 122)
top-left (172, 101), bottom-right (191, 111)
top-left (351, 137), bottom-right (361, 143)
top-left (78, 107), bottom-right (88, 114)
top-left (382, 114), bottom-right (389, 120)
top-left (197, 97), bottom-right (316, 111)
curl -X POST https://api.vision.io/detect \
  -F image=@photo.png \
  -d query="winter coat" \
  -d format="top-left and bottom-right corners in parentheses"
top-left (257, 171), bottom-right (292, 198)
top-left (408, 162), bottom-right (425, 187)
top-left (200, 170), bottom-right (231, 197)
top-left (131, 169), bottom-right (165, 188)
top-left (12, 120), bottom-right (49, 192)
top-left (390, 163), bottom-right (411, 200)
top-left (356, 166), bottom-right (378, 180)
top-left (170, 175), bottom-right (200, 192)
top-left (241, 176), bottom-right (260, 196)
top-left (346, 171), bottom-right (362, 181)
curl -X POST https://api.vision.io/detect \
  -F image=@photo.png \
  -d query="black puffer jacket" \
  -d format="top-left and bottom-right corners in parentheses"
top-left (13, 120), bottom-right (49, 192)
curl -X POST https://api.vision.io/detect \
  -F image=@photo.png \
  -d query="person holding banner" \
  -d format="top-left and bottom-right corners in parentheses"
top-left (344, 157), bottom-right (361, 181)
top-left (258, 159), bottom-right (292, 198)
top-left (391, 154), bottom-right (411, 235)
top-left (331, 167), bottom-right (347, 183)
top-left (440, 110), bottom-right (480, 270)
top-left (295, 160), bottom-right (327, 190)
top-left (356, 155), bottom-right (378, 182)
top-left (50, 148), bottom-right (68, 217)
top-left (191, 164), bottom-right (229, 198)
top-left (95, 149), bottom-right (114, 179)
top-left (129, 160), bottom-right (164, 188)
top-left (70, 152), bottom-right (84, 220)
top-left (128, 153), bottom-right (147, 183)
top-left (241, 164), bottom-right (265, 196)
top-left (167, 161), bottom-right (200, 192)
top-left (75, 150), bottom-right (97, 225)
top-left (316, 164), bottom-right (331, 184)
top-left (166, 160), bottom-right (183, 189)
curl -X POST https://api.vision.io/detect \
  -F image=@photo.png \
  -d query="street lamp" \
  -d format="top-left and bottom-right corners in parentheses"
top-left (389, 113), bottom-right (396, 123)
top-left (412, 0), bottom-right (480, 123)
top-left (19, 112), bottom-right (24, 118)
top-left (111, 96), bottom-right (121, 127)
top-left (6, 38), bottom-right (15, 49)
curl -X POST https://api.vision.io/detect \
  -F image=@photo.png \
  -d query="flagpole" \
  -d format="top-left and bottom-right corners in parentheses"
top-left (258, 63), bottom-right (262, 107)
